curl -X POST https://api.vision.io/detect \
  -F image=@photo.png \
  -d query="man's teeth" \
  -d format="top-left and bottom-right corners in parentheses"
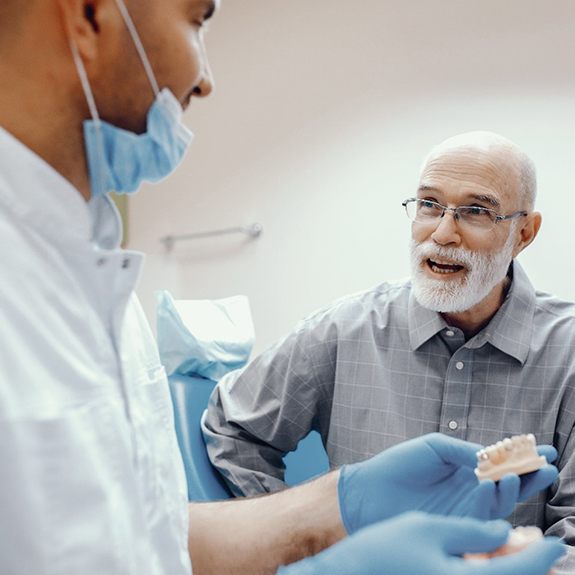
top-left (427, 259), bottom-right (464, 274)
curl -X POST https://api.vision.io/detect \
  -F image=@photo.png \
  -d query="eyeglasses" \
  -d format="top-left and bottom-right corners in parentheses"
top-left (402, 198), bottom-right (528, 231)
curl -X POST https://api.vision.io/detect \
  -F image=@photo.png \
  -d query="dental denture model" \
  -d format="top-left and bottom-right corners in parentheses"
top-left (466, 526), bottom-right (552, 564)
top-left (474, 434), bottom-right (547, 482)
top-left (483, 526), bottom-right (544, 558)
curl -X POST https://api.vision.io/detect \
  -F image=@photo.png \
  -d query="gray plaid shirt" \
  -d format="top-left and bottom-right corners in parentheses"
top-left (203, 261), bottom-right (575, 571)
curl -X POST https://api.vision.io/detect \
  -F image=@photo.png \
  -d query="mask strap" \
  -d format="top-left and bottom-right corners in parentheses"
top-left (113, 0), bottom-right (160, 97)
top-left (70, 42), bottom-right (101, 126)
top-left (69, 41), bottom-right (109, 198)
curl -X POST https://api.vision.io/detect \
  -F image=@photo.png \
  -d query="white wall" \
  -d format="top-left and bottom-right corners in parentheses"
top-left (131, 0), bottom-right (575, 355)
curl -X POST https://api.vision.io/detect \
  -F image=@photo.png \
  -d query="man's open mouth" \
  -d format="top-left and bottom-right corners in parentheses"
top-left (426, 258), bottom-right (466, 275)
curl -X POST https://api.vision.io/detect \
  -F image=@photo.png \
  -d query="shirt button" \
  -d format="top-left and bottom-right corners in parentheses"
top-left (445, 330), bottom-right (455, 337)
top-left (456, 361), bottom-right (464, 370)
top-left (448, 420), bottom-right (458, 430)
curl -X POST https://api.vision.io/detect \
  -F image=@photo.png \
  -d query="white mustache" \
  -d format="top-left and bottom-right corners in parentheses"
top-left (409, 236), bottom-right (515, 313)
top-left (412, 242), bottom-right (477, 271)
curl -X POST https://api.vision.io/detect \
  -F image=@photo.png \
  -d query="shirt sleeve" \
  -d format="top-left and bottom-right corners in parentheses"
top-left (544, 411), bottom-right (575, 574)
top-left (202, 312), bottom-right (338, 496)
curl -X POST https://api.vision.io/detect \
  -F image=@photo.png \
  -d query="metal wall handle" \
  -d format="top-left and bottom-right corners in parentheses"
top-left (160, 222), bottom-right (263, 251)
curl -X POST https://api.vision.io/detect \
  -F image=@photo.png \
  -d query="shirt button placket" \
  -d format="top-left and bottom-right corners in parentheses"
top-left (441, 352), bottom-right (470, 438)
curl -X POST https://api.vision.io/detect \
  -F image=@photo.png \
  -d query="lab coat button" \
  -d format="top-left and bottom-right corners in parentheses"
top-left (122, 258), bottom-right (130, 269)
top-left (96, 257), bottom-right (106, 267)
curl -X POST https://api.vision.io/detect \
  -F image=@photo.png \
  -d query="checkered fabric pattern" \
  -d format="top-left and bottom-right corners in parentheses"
top-left (203, 261), bottom-right (575, 572)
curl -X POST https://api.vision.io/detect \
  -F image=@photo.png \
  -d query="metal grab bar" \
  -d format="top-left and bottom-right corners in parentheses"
top-left (160, 222), bottom-right (263, 251)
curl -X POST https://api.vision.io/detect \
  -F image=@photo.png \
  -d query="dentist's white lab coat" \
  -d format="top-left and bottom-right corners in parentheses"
top-left (0, 128), bottom-right (191, 574)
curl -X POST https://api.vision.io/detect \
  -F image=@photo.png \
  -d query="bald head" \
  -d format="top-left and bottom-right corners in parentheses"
top-left (421, 131), bottom-right (537, 211)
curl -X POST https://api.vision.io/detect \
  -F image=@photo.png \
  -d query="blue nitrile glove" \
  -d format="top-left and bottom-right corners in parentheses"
top-left (277, 513), bottom-right (565, 575)
top-left (338, 433), bottom-right (558, 534)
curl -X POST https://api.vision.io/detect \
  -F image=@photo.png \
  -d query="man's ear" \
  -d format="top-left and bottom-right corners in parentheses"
top-left (513, 211), bottom-right (542, 258)
top-left (55, 0), bottom-right (116, 61)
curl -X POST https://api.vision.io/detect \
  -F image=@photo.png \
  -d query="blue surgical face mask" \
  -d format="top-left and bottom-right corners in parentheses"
top-left (71, 0), bottom-right (194, 198)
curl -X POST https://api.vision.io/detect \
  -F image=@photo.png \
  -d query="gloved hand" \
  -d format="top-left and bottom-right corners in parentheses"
top-left (277, 512), bottom-right (565, 575)
top-left (338, 432), bottom-right (558, 534)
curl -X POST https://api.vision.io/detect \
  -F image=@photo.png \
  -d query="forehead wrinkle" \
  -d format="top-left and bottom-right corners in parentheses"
top-left (420, 149), bottom-right (520, 207)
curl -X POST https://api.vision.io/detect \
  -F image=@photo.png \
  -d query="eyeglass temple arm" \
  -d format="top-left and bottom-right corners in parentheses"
top-left (496, 211), bottom-right (528, 222)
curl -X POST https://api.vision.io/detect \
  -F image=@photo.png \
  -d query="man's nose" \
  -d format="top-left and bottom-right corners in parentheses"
top-left (430, 211), bottom-right (462, 246)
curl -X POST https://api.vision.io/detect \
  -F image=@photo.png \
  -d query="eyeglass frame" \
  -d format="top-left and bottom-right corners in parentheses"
top-left (401, 197), bottom-right (528, 228)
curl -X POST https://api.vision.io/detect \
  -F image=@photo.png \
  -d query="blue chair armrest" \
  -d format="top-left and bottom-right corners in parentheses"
top-left (168, 374), bottom-right (232, 501)
top-left (168, 373), bottom-right (330, 500)
top-left (284, 430), bottom-right (329, 487)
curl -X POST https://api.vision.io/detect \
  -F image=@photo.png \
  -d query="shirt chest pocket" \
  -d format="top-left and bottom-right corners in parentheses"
top-left (133, 367), bottom-right (179, 503)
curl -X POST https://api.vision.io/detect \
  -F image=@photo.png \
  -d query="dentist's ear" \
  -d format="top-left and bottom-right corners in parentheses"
top-left (512, 211), bottom-right (541, 258)
top-left (56, 0), bottom-right (119, 61)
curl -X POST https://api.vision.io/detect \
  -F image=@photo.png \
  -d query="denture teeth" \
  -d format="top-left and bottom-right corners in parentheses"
top-left (474, 433), bottom-right (547, 482)
top-left (465, 525), bottom-right (543, 561)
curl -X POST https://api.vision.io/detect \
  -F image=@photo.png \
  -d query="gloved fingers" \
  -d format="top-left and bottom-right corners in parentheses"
top-left (518, 464), bottom-right (559, 502)
top-left (336, 465), bottom-right (362, 535)
top-left (425, 433), bottom-right (484, 469)
top-left (537, 445), bottom-right (558, 464)
top-left (427, 516), bottom-right (510, 555)
top-left (491, 474), bottom-right (520, 518)
top-left (463, 479), bottom-right (496, 520)
top-left (462, 538), bottom-right (565, 575)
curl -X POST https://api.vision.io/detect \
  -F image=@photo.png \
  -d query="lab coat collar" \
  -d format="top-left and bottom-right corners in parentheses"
top-left (89, 194), bottom-right (123, 250)
top-left (0, 127), bottom-right (121, 249)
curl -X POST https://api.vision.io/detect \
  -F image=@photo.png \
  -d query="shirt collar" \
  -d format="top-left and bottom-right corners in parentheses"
top-left (408, 287), bottom-right (448, 349)
top-left (408, 260), bottom-right (535, 364)
top-left (0, 127), bottom-right (122, 249)
top-left (467, 261), bottom-right (535, 364)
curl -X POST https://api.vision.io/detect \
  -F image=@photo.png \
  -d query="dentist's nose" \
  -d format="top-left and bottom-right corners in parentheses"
top-left (193, 39), bottom-right (214, 98)
top-left (194, 62), bottom-right (214, 97)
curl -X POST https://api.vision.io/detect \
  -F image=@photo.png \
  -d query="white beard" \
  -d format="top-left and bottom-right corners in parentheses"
top-left (410, 232), bottom-right (516, 313)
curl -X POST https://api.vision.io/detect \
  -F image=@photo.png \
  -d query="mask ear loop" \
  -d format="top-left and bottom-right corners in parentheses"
top-left (113, 0), bottom-right (160, 97)
top-left (70, 41), bottom-right (101, 126)
top-left (69, 41), bottom-right (109, 199)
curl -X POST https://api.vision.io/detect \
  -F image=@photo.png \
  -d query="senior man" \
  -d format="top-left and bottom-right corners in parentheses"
top-left (1, 1), bottom-right (565, 574)
top-left (204, 131), bottom-right (575, 571)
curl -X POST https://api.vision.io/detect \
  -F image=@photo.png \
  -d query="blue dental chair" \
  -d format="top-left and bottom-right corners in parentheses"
top-left (168, 373), bottom-right (329, 501)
